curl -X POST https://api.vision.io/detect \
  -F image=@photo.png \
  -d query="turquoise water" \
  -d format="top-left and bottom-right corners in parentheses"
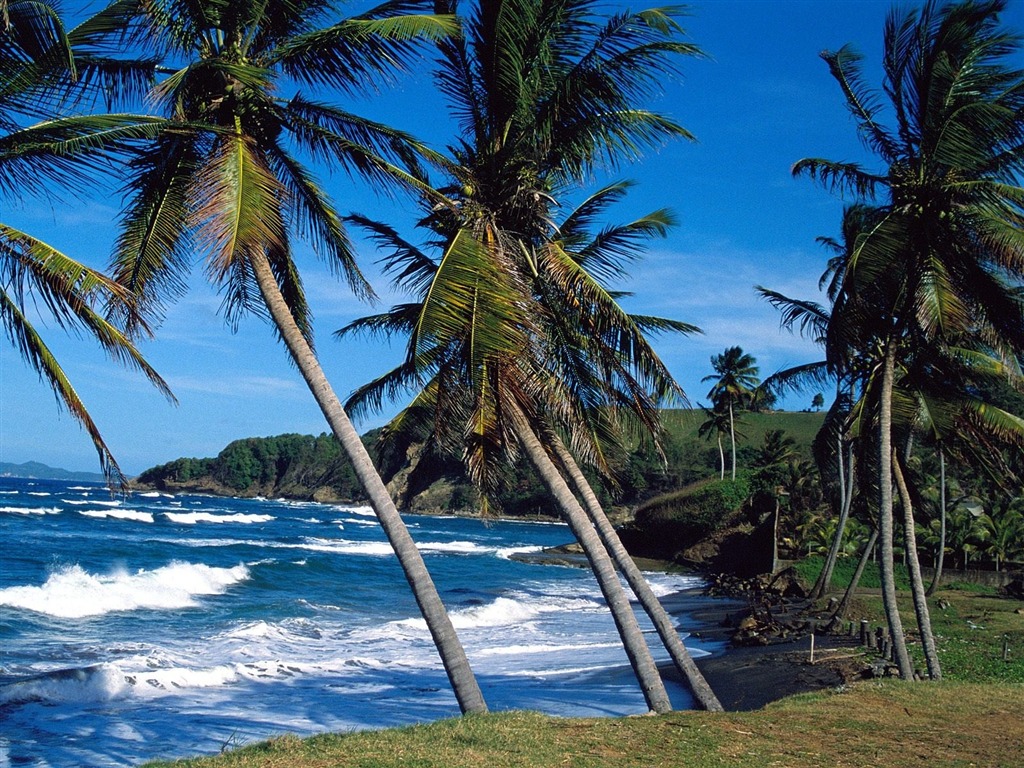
top-left (0, 477), bottom-right (711, 767)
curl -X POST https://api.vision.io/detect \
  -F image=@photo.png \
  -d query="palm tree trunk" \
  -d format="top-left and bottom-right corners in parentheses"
top-left (249, 249), bottom-right (487, 714)
top-left (926, 447), bottom-right (946, 596)
top-left (811, 439), bottom-right (855, 600)
top-left (728, 400), bottom-right (737, 481)
top-left (892, 452), bottom-right (942, 680)
top-left (878, 343), bottom-right (914, 679)
top-left (832, 527), bottom-right (878, 622)
top-left (717, 434), bottom-right (725, 480)
top-left (550, 436), bottom-right (723, 712)
top-left (507, 404), bottom-right (672, 714)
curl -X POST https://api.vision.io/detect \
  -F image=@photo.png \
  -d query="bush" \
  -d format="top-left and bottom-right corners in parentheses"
top-left (626, 476), bottom-right (751, 559)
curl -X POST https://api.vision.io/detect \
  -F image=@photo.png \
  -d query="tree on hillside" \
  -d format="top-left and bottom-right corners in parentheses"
top-left (794, 0), bottom-right (1024, 680)
top-left (88, 0), bottom-right (486, 714)
top-left (0, 0), bottom-right (172, 490)
top-left (698, 404), bottom-right (732, 480)
top-left (703, 346), bottom-right (759, 480)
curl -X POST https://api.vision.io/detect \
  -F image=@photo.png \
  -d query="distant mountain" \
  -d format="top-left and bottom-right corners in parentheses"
top-left (0, 461), bottom-right (105, 482)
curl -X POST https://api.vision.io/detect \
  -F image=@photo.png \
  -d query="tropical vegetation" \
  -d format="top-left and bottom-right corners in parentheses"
top-left (3, 0), bottom-right (1023, 759)
top-left (781, 0), bottom-right (1024, 681)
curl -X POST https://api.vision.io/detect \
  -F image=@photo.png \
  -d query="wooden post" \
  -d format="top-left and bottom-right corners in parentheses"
top-left (810, 632), bottom-right (816, 664)
top-left (860, 620), bottom-right (870, 646)
top-left (1004, 636), bottom-right (1011, 662)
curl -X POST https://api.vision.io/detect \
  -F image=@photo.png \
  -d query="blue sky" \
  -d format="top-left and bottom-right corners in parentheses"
top-left (3, 0), bottom-right (1023, 475)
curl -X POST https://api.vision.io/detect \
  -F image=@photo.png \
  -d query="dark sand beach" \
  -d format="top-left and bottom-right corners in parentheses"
top-left (665, 589), bottom-right (867, 711)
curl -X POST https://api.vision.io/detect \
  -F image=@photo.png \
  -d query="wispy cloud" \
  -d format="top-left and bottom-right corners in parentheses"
top-left (166, 374), bottom-right (303, 398)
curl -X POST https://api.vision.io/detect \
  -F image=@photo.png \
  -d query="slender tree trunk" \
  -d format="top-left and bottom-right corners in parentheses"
top-left (250, 250), bottom-right (487, 714)
top-left (728, 400), bottom-right (737, 481)
top-left (811, 439), bottom-right (855, 600)
top-left (507, 404), bottom-right (672, 714)
top-left (878, 343), bottom-right (914, 679)
top-left (832, 527), bottom-right (878, 622)
top-left (717, 434), bottom-right (725, 480)
top-left (550, 437), bottom-right (723, 712)
top-left (892, 452), bottom-right (942, 679)
top-left (926, 447), bottom-right (946, 597)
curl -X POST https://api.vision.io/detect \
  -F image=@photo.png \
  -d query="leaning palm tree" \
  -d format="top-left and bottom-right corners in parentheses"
top-left (1, 0), bottom-right (172, 490)
top-left (702, 346), bottom-right (759, 480)
top-left (394, 0), bottom-right (712, 711)
top-left (794, 0), bottom-right (1024, 680)
top-left (93, 0), bottom-right (486, 714)
top-left (337, 0), bottom-right (720, 712)
top-left (342, 189), bottom-right (716, 712)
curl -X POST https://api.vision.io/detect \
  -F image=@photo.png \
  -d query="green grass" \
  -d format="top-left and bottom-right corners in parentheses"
top-left (141, 682), bottom-right (1024, 768)
top-left (847, 587), bottom-right (1024, 684)
top-left (792, 554), bottom-right (912, 591)
top-left (660, 409), bottom-right (825, 459)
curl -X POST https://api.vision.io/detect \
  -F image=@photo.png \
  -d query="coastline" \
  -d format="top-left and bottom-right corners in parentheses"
top-left (667, 587), bottom-right (866, 711)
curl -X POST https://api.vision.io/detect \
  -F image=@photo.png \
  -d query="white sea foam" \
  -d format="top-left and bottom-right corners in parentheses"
top-left (0, 561), bottom-right (250, 618)
top-left (0, 663), bottom-right (129, 705)
top-left (0, 505), bottom-right (61, 515)
top-left (129, 664), bottom-right (239, 692)
top-left (300, 537), bottom-right (394, 556)
top-left (398, 594), bottom-right (601, 632)
top-left (475, 641), bottom-right (620, 657)
top-left (163, 511), bottom-right (274, 524)
top-left (0, 490), bottom-right (18, 494)
top-left (79, 509), bottom-right (155, 523)
top-left (334, 505), bottom-right (374, 517)
top-left (416, 540), bottom-right (490, 555)
top-left (495, 545), bottom-right (544, 559)
top-left (139, 491), bottom-right (174, 498)
top-left (27, 491), bottom-right (51, 497)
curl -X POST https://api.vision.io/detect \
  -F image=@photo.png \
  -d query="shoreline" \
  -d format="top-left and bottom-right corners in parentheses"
top-left (667, 587), bottom-right (866, 711)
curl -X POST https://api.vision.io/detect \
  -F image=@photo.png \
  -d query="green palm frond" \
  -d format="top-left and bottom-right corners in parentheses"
top-left (265, 142), bottom-right (371, 300)
top-left (284, 96), bottom-right (442, 200)
top-left (111, 132), bottom-right (201, 328)
top-left (0, 113), bottom-right (166, 198)
top-left (565, 208), bottom-right (677, 284)
top-left (756, 285), bottom-right (831, 345)
top-left (343, 212), bottom-right (438, 295)
top-left (822, 44), bottom-right (899, 163)
top-left (791, 158), bottom-right (884, 199)
top-left (412, 227), bottom-right (528, 373)
top-left (274, 12), bottom-right (457, 93)
top-left (0, 289), bottom-right (130, 489)
top-left (193, 130), bottom-right (286, 298)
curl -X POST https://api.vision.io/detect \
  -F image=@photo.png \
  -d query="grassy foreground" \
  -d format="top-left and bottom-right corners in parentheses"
top-left (144, 682), bottom-right (1022, 767)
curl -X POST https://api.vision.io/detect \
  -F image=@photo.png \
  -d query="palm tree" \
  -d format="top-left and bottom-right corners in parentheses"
top-left (342, 189), bottom-right (715, 712)
top-left (93, 0), bottom-right (486, 714)
top-left (1, 0), bottom-right (172, 490)
top-left (702, 346), bottom-right (759, 480)
top-left (698, 404), bottom-right (731, 480)
top-left (356, 0), bottom-right (711, 712)
top-left (794, 0), bottom-right (1024, 680)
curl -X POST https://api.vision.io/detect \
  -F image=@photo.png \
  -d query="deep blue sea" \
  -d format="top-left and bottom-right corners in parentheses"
top-left (0, 477), bottom-right (718, 767)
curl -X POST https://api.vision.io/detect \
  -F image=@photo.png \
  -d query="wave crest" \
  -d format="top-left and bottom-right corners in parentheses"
top-left (0, 561), bottom-right (250, 618)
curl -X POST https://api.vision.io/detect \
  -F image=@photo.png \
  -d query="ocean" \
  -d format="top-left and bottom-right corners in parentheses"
top-left (0, 477), bottom-right (719, 767)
